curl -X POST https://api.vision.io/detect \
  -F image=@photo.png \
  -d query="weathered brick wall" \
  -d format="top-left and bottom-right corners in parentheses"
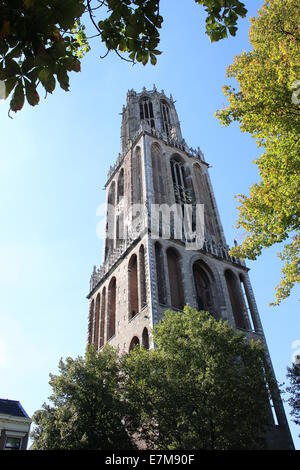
top-left (89, 235), bottom-right (152, 353)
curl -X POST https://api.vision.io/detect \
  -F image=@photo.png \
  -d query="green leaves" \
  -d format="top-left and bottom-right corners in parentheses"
top-left (4, 58), bottom-right (20, 77)
top-left (10, 81), bottom-right (25, 112)
top-left (286, 362), bottom-right (300, 431)
top-left (24, 78), bottom-right (40, 106)
top-left (195, 0), bottom-right (247, 42)
top-left (0, 1), bottom-right (87, 113)
top-left (122, 307), bottom-right (271, 449)
top-left (3, 77), bottom-right (17, 99)
top-left (31, 345), bottom-right (136, 450)
top-left (217, 0), bottom-right (300, 305)
top-left (98, 0), bottom-right (163, 66)
top-left (32, 307), bottom-right (273, 450)
top-left (57, 67), bottom-right (70, 91)
top-left (32, 307), bottom-right (272, 450)
top-left (0, 1), bottom-right (249, 113)
top-left (271, 236), bottom-right (300, 306)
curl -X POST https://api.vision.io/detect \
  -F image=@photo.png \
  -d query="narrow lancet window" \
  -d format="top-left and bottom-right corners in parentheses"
top-left (140, 98), bottom-right (155, 129)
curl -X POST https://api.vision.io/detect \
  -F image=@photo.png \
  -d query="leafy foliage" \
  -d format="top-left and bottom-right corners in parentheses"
top-left (216, 0), bottom-right (300, 305)
top-left (286, 362), bottom-right (300, 436)
top-left (122, 307), bottom-right (273, 450)
top-left (31, 345), bottom-right (135, 449)
top-left (0, 1), bottom-right (88, 114)
top-left (32, 306), bottom-right (274, 450)
top-left (196, 0), bottom-right (247, 42)
top-left (0, 0), bottom-right (247, 113)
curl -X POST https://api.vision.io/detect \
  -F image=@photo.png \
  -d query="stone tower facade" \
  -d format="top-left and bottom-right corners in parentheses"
top-left (87, 86), bottom-right (294, 449)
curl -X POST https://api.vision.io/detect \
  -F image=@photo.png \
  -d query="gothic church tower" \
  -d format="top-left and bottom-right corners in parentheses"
top-left (87, 86), bottom-right (293, 449)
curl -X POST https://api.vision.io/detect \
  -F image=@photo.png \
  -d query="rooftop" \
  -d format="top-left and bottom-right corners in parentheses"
top-left (0, 399), bottom-right (30, 419)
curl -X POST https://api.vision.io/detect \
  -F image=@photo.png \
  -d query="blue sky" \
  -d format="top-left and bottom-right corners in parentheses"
top-left (0, 0), bottom-right (299, 449)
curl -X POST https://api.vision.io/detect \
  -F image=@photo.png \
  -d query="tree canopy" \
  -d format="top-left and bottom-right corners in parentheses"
top-left (31, 345), bottom-right (134, 450)
top-left (32, 306), bottom-right (274, 450)
top-left (0, 0), bottom-right (247, 113)
top-left (122, 307), bottom-right (273, 449)
top-left (216, 0), bottom-right (300, 305)
top-left (286, 361), bottom-right (300, 436)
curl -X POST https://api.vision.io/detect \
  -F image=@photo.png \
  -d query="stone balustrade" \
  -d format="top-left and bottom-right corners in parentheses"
top-left (106, 123), bottom-right (206, 186)
top-left (90, 232), bottom-right (245, 293)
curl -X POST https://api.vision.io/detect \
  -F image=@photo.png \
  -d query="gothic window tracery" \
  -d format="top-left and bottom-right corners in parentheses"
top-left (193, 261), bottom-right (215, 316)
top-left (170, 157), bottom-right (195, 239)
top-left (116, 213), bottom-right (124, 248)
top-left (117, 168), bottom-right (124, 203)
top-left (132, 147), bottom-right (143, 205)
top-left (170, 157), bottom-right (193, 204)
top-left (139, 97), bottom-right (155, 129)
top-left (151, 143), bottom-right (165, 204)
top-left (160, 100), bottom-right (171, 137)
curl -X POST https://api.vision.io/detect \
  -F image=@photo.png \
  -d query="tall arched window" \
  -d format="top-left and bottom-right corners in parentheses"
top-left (193, 163), bottom-right (219, 240)
top-left (128, 254), bottom-right (139, 320)
top-left (105, 181), bottom-right (116, 259)
top-left (193, 261), bottom-right (215, 315)
top-left (142, 328), bottom-right (149, 350)
top-left (171, 157), bottom-right (185, 192)
top-left (160, 100), bottom-right (171, 137)
top-left (170, 156), bottom-right (195, 239)
top-left (99, 287), bottom-right (106, 348)
top-left (170, 156), bottom-right (189, 205)
top-left (107, 277), bottom-right (116, 340)
top-left (167, 247), bottom-right (185, 309)
top-left (185, 166), bottom-right (196, 233)
top-left (88, 298), bottom-right (95, 344)
top-left (151, 143), bottom-right (165, 204)
top-left (116, 213), bottom-right (124, 248)
top-left (117, 168), bottom-right (124, 203)
top-left (140, 97), bottom-right (155, 129)
top-left (132, 146), bottom-right (143, 205)
top-left (139, 245), bottom-right (147, 308)
top-left (155, 242), bottom-right (167, 304)
top-left (225, 270), bottom-right (249, 330)
top-left (129, 336), bottom-right (140, 352)
top-left (94, 293), bottom-right (100, 349)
